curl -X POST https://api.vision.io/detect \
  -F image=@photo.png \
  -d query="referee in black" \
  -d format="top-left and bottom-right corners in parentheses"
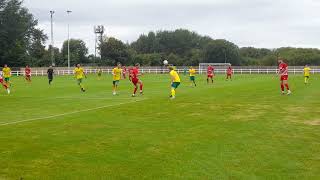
top-left (47, 66), bottom-right (54, 85)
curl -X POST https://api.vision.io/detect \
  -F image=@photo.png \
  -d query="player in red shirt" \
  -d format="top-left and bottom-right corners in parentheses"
top-left (0, 74), bottom-right (10, 94)
top-left (278, 59), bottom-right (291, 95)
top-left (226, 66), bottom-right (233, 81)
top-left (130, 63), bottom-right (144, 97)
top-left (25, 65), bottom-right (32, 83)
top-left (207, 65), bottom-right (214, 84)
top-left (122, 66), bottom-right (127, 79)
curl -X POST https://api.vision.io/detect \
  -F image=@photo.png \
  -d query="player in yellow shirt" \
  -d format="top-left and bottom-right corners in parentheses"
top-left (74, 64), bottom-right (86, 92)
top-left (2, 64), bottom-right (11, 86)
top-left (303, 64), bottom-right (311, 85)
top-left (169, 66), bottom-right (181, 99)
top-left (112, 62), bottom-right (122, 95)
top-left (189, 66), bottom-right (197, 87)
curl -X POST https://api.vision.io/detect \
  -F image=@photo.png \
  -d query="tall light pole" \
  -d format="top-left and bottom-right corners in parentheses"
top-left (67, 10), bottom-right (72, 69)
top-left (50, 10), bottom-right (55, 66)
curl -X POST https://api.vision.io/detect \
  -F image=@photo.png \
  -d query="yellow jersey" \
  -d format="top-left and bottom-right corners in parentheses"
top-left (74, 67), bottom-right (85, 79)
top-left (170, 70), bottom-right (181, 82)
top-left (2, 67), bottom-right (11, 78)
top-left (112, 67), bottom-right (122, 81)
top-left (304, 67), bottom-right (311, 77)
top-left (189, 69), bottom-right (196, 77)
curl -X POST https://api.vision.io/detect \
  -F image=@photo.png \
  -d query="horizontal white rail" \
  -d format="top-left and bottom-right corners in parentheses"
top-left (2, 68), bottom-right (320, 76)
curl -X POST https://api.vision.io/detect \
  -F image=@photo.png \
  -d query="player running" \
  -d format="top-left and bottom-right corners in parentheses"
top-left (226, 66), bottom-right (233, 81)
top-left (47, 66), bottom-right (54, 85)
top-left (2, 64), bottom-right (11, 86)
top-left (278, 59), bottom-right (291, 95)
top-left (74, 64), bottom-right (86, 92)
top-left (189, 66), bottom-right (197, 87)
top-left (122, 66), bottom-right (127, 79)
top-left (131, 63), bottom-right (144, 97)
top-left (25, 65), bottom-right (32, 83)
top-left (112, 63), bottom-right (122, 95)
top-left (0, 73), bottom-right (10, 94)
top-left (207, 65), bottom-right (214, 84)
top-left (169, 66), bottom-right (181, 99)
top-left (303, 64), bottom-right (311, 85)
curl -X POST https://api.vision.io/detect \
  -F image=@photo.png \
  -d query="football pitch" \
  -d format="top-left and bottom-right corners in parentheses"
top-left (0, 74), bottom-right (319, 179)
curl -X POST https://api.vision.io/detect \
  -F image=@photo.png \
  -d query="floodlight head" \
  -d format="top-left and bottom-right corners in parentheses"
top-left (67, 10), bottom-right (72, 14)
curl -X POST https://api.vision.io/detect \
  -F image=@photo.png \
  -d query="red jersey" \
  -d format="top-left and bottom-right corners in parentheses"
top-left (132, 68), bottom-right (139, 79)
top-left (278, 63), bottom-right (288, 76)
top-left (123, 67), bottom-right (127, 73)
top-left (25, 68), bottom-right (31, 76)
top-left (227, 67), bottom-right (232, 75)
top-left (207, 66), bottom-right (214, 75)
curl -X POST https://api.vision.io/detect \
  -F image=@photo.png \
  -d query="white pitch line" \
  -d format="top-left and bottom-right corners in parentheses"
top-left (0, 99), bottom-right (147, 127)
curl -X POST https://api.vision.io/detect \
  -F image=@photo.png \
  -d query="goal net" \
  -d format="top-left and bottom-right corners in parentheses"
top-left (198, 63), bottom-right (231, 74)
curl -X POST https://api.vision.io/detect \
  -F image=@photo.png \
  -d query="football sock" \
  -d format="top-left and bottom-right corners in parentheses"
top-left (171, 88), bottom-right (176, 97)
top-left (134, 87), bottom-right (137, 94)
top-left (281, 84), bottom-right (285, 91)
top-left (285, 84), bottom-right (289, 90)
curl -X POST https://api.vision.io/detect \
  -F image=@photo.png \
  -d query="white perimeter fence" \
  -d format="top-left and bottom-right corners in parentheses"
top-left (3, 67), bottom-right (320, 76)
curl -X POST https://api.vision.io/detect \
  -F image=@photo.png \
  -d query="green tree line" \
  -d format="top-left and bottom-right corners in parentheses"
top-left (1, 0), bottom-right (320, 67)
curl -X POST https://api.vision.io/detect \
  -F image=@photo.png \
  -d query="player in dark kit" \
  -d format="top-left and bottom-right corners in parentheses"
top-left (47, 66), bottom-right (54, 85)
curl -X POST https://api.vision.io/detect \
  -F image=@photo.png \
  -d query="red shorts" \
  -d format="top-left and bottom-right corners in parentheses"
top-left (207, 74), bottom-right (214, 78)
top-left (132, 78), bottom-right (139, 85)
top-left (281, 75), bottom-right (288, 81)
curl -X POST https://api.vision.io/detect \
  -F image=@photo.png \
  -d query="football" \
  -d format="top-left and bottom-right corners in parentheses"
top-left (163, 60), bottom-right (169, 65)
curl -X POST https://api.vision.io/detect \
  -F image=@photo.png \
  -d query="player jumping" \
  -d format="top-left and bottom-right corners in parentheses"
top-left (207, 65), bottom-right (214, 84)
top-left (74, 64), bottom-right (86, 92)
top-left (0, 73), bottom-right (10, 94)
top-left (226, 66), bottom-right (233, 81)
top-left (303, 64), bottom-right (311, 85)
top-left (278, 59), bottom-right (291, 95)
top-left (189, 66), bottom-right (197, 87)
top-left (131, 63), bottom-right (144, 97)
top-left (47, 66), bottom-right (54, 85)
top-left (2, 64), bottom-right (11, 86)
top-left (169, 66), bottom-right (181, 99)
top-left (112, 63), bottom-right (122, 95)
top-left (25, 65), bottom-right (32, 83)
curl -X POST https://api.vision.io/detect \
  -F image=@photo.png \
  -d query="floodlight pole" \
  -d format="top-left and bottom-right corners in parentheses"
top-left (50, 11), bottom-right (55, 66)
top-left (67, 10), bottom-right (72, 69)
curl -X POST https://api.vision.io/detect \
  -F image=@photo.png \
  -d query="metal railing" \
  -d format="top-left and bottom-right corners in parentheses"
top-left (3, 68), bottom-right (320, 76)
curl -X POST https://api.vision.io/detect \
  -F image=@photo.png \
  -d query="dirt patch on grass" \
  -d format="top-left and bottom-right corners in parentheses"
top-left (304, 120), bottom-right (320, 126)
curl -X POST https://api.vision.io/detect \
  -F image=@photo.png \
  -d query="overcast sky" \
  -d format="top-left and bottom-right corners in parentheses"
top-left (24, 0), bottom-right (320, 54)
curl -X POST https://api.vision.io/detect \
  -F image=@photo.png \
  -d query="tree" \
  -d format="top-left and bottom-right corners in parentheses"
top-left (203, 39), bottom-right (241, 65)
top-left (100, 37), bottom-right (130, 65)
top-left (61, 39), bottom-right (89, 66)
top-left (0, 0), bottom-right (46, 66)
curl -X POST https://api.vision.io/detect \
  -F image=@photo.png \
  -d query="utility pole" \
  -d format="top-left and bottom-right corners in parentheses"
top-left (50, 10), bottom-right (55, 66)
top-left (67, 10), bottom-right (72, 69)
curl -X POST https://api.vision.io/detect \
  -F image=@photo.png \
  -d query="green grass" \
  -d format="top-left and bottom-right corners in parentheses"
top-left (0, 74), bottom-right (319, 179)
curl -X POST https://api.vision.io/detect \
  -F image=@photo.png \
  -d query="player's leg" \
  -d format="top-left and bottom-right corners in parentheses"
top-left (0, 80), bottom-right (10, 94)
top-left (78, 79), bottom-right (85, 92)
top-left (138, 80), bottom-right (143, 94)
top-left (132, 84), bottom-right (138, 97)
top-left (280, 79), bottom-right (285, 94)
top-left (170, 82), bottom-right (180, 99)
top-left (283, 79), bottom-right (291, 95)
top-left (193, 77), bottom-right (197, 86)
top-left (211, 76), bottom-right (214, 83)
top-left (112, 81), bottom-right (117, 95)
top-left (4, 78), bottom-right (10, 87)
top-left (123, 73), bottom-right (126, 79)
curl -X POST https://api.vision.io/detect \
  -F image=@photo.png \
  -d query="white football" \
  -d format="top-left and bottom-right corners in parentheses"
top-left (163, 60), bottom-right (169, 65)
